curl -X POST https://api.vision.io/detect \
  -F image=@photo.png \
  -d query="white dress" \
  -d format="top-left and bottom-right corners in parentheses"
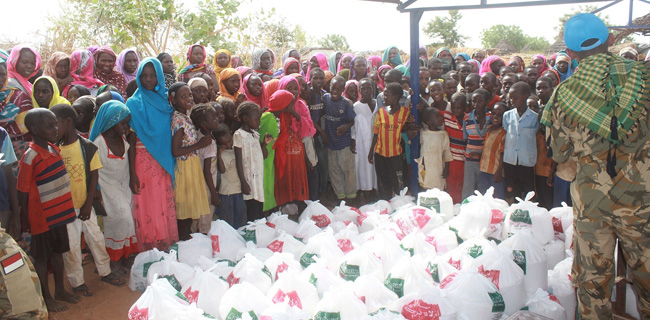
top-left (94, 135), bottom-right (137, 260)
top-left (233, 129), bottom-right (264, 202)
top-left (353, 101), bottom-right (378, 191)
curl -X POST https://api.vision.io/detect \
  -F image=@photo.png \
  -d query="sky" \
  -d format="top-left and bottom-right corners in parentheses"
top-left (2, 0), bottom-right (648, 53)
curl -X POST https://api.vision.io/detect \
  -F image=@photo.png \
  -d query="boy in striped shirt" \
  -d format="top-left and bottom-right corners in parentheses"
top-left (461, 88), bottom-right (491, 200)
top-left (369, 83), bottom-right (417, 200)
top-left (17, 109), bottom-right (79, 312)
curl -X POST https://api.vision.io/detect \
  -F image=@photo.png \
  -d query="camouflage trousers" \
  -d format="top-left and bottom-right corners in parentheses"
top-left (571, 186), bottom-right (650, 320)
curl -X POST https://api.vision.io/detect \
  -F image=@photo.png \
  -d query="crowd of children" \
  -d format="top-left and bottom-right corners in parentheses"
top-left (0, 42), bottom-right (644, 316)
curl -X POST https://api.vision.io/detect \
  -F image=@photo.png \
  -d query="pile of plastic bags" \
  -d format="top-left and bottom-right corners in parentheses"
top-left (129, 187), bottom-right (578, 320)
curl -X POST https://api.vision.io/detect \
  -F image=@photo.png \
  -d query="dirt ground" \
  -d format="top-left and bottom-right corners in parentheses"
top-left (47, 262), bottom-right (141, 320)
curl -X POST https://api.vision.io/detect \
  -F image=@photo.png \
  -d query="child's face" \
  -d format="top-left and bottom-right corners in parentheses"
top-left (190, 46), bottom-right (205, 65)
top-left (532, 57), bottom-right (544, 71)
top-left (491, 106), bottom-right (505, 127)
top-left (419, 71), bottom-right (430, 91)
top-left (508, 88), bottom-right (527, 109)
top-left (330, 80), bottom-right (345, 101)
top-left (244, 108), bottom-right (262, 130)
top-left (310, 57), bottom-right (320, 69)
top-left (33, 79), bottom-right (54, 108)
top-left (124, 52), bottom-right (138, 75)
top-left (472, 93), bottom-right (486, 111)
top-left (345, 84), bottom-right (359, 102)
top-left (473, 51), bottom-right (484, 63)
top-left (556, 61), bottom-right (569, 74)
top-left (383, 89), bottom-right (398, 106)
top-left (73, 103), bottom-right (93, 130)
top-left (426, 109), bottom-right (443, 129)
top-left (216, 52), bottom-right (230, 68)
top-left (224, 74), bottom-right (240, 95)
top-left (16, 49), bottom-right (36, 78)
top-left (110, 115), bottom-right (132, 136)
top-left (260, 52), bottom-right (272, 70)
top-left (465, 77), bottom-right (479, 93)
top-left (379, 68), bottom-right (389, 81)
top-left (310, 71), bottom-right (325, 90)
top-left (285, 81), bottom-right (300, 98)
top-left (353, 58), bottom-right (368, 78)
top-left (246, 76), bottom-right (264, 97)
top-left (490, 60), bottom-right (505, 75)
top-left (479, 75), bottom-right (495, 94)
top-left (419, 48), bottom-right (427, 58)
top-left (286, 62), bottom-right (300, 75)
top-left (389, 48), bottom-right (399, 60)
top-left (96, 52), bottom-right (116, 75)
top-left (341, 56), bottom-right (352, 70)
top-left (535, 80), bottom-right (552, 103)
top-left (223, 102), bottom-right (236, 121)
top-left (443, 80), bottom-right (457, 100)
top-left (401, 81), bottom-right (410, 92)
top-left (140, 64), bottom-right (158, 91)
top-left (501, 76), bottom-right (516, 96)
top-left (525, 68), bottom-right (539, 87)
top-left (173, 86), bottom-right (194, 111)
top-left (527, 98), bottom-right (539, 113)
top-left (203, 108), bottom-right (220, 131)
top-left (542, 71), bottom-right (559, 87)
top-left (429, 82), bottom-right (444, 102)
top-left (192, 86), bottom-right (209, 104)
top-left (451, 97), bottom-right (466, 119)
top-left (428, 62), bottom-right (443, 80)
top-left (449, 71), bottom-right (459, 83)
top-left (214, 105), bottom-right (225, 123)
top-left (161, 55), bottom-right (175, 74)
top-left (509, 60), bottom-right (521, 72)
top-left (458, 64), bottom-right (471, 84)
top-left (359, 81), bottom-right (373, 100)
top-left (369, 72), bottom-right (378, 84)
top-left (66, 87), bottom-right (81, 104)
top-left (302, 61), bottom-right (309, 74)
top-left (33, 112), bottom-right (59, 143)
top-left (217, 134), bottom-right (233, 149)
top-left (55, 59), bottom-right (70, 79)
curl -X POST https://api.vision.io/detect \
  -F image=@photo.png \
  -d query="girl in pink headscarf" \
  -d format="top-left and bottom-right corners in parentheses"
top-left (343, 80), bottom-right (360, 103)
top-left (478, 55), bottom-right (505, 76)
top-left (68, 49), bottom-right (105, 96)
top-left (242, 73), bottom-right (269, 109)
top-left (376, 65), bottom-right (392, 91)
top-left (6, 45), bottom-right (41, 96)
top-left (306, 53), bottom-right (329, 82)
top-left (531, 54), bottom-right (551, 76)
top-left (367, 55), bottom-right (382, 72)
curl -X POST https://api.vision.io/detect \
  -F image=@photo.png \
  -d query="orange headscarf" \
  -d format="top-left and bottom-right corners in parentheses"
top-left (218, 68), bottom-right (241, 101)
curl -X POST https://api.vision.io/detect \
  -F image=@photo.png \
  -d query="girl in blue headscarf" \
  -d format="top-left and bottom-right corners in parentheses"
top-left (383, 46), bottom-right (403, 68)
top-left (125, 57), bottom-right (179, 251)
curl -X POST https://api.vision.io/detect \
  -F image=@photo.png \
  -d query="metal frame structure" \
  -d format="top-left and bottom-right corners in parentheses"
top-left (362, 0), bottom-right (650, 193)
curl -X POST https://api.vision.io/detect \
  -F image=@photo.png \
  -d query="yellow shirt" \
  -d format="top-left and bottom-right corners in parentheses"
top-left (60, 140), bottom-right (103, 209)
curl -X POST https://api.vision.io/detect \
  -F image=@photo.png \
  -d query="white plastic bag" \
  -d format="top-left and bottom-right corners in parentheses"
top-left (128, 276), bottom-right (190, 320)
top-left (197, 256), bottom-right (234, 279)
top-left (424, 226), bottom-right (458, 254)
top-left (239, 219), bottom-right (279, 248)
top-left (353, 275), bottom-right (399, 314)
top-left (361, 229), bottom-right (410, 272)
top-left (299, 229), bottom-right (344, 271)
top-left (177, 233), bottom-right (213, 267)
top-left (357, 210), bottom-right (390, 233)
top-left (209, 220), bottom-right (247, 262)
top-left (264, 252), bottom-right (303, 281)
top-left (259, 301), bottom-right (311, 320)
top-left (267, 211), bottom-right (300, 236)
top-left (181, 267), bottom-right (229, 318)
top-left (313, 286), bottom-right (368, 320)
top-left (337, 246), bottom-right (384, 282)
top-left (456, 235), bottom-right (494, 259)
top-left (146, 254), bottom-right (195, 291)
top-left (299, 258), bottom-right (346, 298)
top-left (383, 256), bottom-right (434, 298)
top-left (267, 270), bottom-right (320, 316)
top-left (300, 200), bottom-right (334, 228)
top-left (395, 284), bottom-right (457, 320)
top-left (505, 191), bottom-right (554, 245)
top-left (360, 200), bottom-right (393, 215)
top-left (544, 239), bottom-right (566, 270)
top-left (499, 230), bottom-right (548, 295)
top-left (473, 244), bottom-right (526, 315)
top-left (334, 224), bottom-right (362, 254)
top-left (525, 288), bottom-right (567, 320)
top-left (549, 202), bottom-right (573, 242)
top-left (219, 282), bottom-right (272, 320)
top-left (392, 206), bottom-right (443, 235)
top-left (423, 256), bottom-right (459, 285)
top-left (266, 230), bottom-right (306, 260)
top-left (454, 188), bottom-right (508, 241)
top-left (332, 201), bottom-right (362, 224)
top-left (400, 232), bottom-right (437, 257)
top-left (229, 253), bottom-right (273, 294)
top-left (294, 219), bottom-right (323, 244)
top-left (129, 248), bottom-right (171, 291)
top-left (360, 309), bottom-right (407, 320)
top-left (548, 257), bottom-right (575, 320)
top-left (416, 188), bottom-right (453, 222)
top-left (236, 241), bottom-right (275, 262)
top-left (439, 269), bottom-right (505, 320)
top-left (390, 187), bottom-right (416, 211)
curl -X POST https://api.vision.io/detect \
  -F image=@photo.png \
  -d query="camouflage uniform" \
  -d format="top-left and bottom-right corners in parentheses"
top-left (0, 229), bottom-right (48, 319)
top-left (543, 55), bottom-right (650, 320)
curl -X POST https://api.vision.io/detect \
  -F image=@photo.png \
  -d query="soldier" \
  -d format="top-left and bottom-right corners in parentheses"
top-left (541, 13), bottom-right (650, 319)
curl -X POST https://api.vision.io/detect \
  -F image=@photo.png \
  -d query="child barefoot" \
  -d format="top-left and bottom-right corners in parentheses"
top-left (18, 108), bottom-right (79, 312)
top-left (88, 101), bottom-right (138, 275)
top-left (169, 83), bottom-right (212, 240)
top-left (191, 103), bottom-right (221, 232)
top-left (417, 107), bottom-right (453, 190)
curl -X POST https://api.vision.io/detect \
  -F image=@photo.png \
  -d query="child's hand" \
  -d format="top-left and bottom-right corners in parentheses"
top-left (198, 134), bottom-right (212, 148)
top-left (350, 140), bottom-right (356, 154)
top-left (211, 192), bottom-right (221, 207)
top-left (79, 203), bottom-right (92, 221)
top-left (321, 134), bottom-right (329, 146)
top-left (469, 152), bottom-right (481, 160)
top-left (236, 94), bottom-right (246, 105)
top-left (130, 174), bottom-right (141, 194)
top-left (494, 174), bottom-right (503, 183)
top-left (443, 167), bottom-right (449, 179)
top-left (241, 181), bottom-right (251, 195)
top-left (336, 124), bottom-right (350, 136)
top-left (263, 133), bottom-right (273, 146)
top-left (546, 175), bottom-right (554, 187)
top-left (368, 151), bottom-right (374, 164)
top-left (8, 216), bottom-right (20, 240)
top-left (305, 159), bottom-right (313, 172)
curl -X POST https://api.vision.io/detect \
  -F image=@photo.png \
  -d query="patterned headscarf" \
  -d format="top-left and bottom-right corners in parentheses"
top-left (554, 53), bottom-right (574, 82)
top-left (43, 52), bottom-right (72, 84)
top-left (93, 46), bottom-right (127, 96)
top-left (179, 44), bottom-right (208, 75)
top-left (69, 50), bottom-right (104, 96)
top-left (252, 48), bottom-right (275, 75)
top-left (116, 48), bottom-right (140, 84)
top-left (89, 100), bottom-right (131, 142)
top-left (6, 45), bottom-right (42, 96)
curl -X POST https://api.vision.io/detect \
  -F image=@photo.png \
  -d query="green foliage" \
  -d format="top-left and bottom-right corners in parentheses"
top-left (181, 0), bottom-right (244, 53)
top-left (480, 24), bottom-right (550, 52)
top-left (554, 5), bottom-right (631, 44)
top-left (317, 34), bottom-right (350, 51)
top-left (423, 10), bottom-right (468, 48)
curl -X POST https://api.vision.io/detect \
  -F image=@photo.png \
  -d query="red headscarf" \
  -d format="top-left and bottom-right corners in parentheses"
top-left (285, 74), bottom-right (316, 139)
top-left (306, 53), bottom-right (329, 82)
top-left (265, 79), bottom-right (280, 97)
top-left (478, 55), bottom-right (504, 76)
top-left (6, 45), bottom-right (42, 96)
top-left (68, 50), bottom-right (104, 96)
top-left (269, 90), bottom-right (294, 178)
top-left (242, 73), bottom-right (268, 109)
top-left (367, 55), bottom-right (382, 71)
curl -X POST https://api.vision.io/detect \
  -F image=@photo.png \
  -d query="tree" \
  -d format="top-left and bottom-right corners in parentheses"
top-left (423, 10), bottom-right (468, 48)
top-left (318, 34), bottom-right (350, 51)
top-left (480, 24), bottom-right (550, 52)
top-left (554, 5), bottom-right (631, 44)
top-left (181, 0), bottom-right (246, 53)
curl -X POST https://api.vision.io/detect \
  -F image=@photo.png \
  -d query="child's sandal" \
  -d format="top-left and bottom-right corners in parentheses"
top-left (101, 273), bottom-right (126, 286)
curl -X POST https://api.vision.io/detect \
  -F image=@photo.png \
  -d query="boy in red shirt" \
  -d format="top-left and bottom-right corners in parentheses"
top-left (17, 108), bottom-right (79, 312)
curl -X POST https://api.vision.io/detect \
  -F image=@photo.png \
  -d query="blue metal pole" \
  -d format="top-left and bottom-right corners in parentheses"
top-left (409, 10), bottom-right (423, 196)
